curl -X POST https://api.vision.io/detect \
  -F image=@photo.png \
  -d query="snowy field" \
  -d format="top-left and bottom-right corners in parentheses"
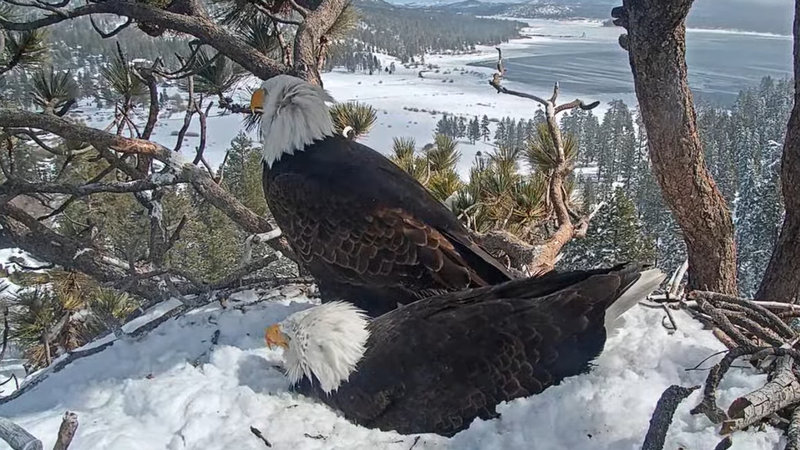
top-left (0, 286), bottom-right (785, 450)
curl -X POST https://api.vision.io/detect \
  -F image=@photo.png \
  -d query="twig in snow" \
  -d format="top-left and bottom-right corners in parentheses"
top-left (661, 304), bottom-right (677, 333)
top-left (304, 433), bottom-right (326, 440)
top-left (52, 411), bottom-right (78, 450)
top-left (0, 374), bottom-right (18, 390)
top-left (686, 350), bottom-right (729, 371)
top-left (714, 436), bottom-right (733, 450)
top-left (691, 346), bottom-right (760, 423)
top-left (641, 385), bottom-right (699, 450)
top-left (250, 426), bottom-right (272, 447)
top-left (409, 436), bottom-right (421, 450)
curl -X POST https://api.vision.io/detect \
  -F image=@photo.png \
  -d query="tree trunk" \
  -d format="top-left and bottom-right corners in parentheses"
top-left (755, 0), bottom-right (800, 303)
top-left (616, 0), bottom-right (737, 294)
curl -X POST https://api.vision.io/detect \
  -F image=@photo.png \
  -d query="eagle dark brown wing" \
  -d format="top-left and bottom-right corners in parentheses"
top-left (294, 263), bottom-right (653, 436)
top-left (263, 136), bottom-right (513, 315)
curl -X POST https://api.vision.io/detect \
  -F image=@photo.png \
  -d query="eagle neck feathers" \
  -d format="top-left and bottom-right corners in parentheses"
top-left (259, 75), bottom-right (335, 168)
top-left (281, 302), bottom-right (370, 394)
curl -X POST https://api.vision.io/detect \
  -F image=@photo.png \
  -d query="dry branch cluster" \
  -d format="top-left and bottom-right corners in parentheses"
top-left (480, 48), bottom-right (603, 275)
top-left (642, 290), bottom-right (800, 449)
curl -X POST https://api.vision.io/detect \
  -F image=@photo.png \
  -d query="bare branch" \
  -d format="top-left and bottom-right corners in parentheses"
top-left (0, 1), bottom-right (290, 80)
top-left (642, 385), bottom-right (700, 450)
top-left (254, 2), bottom-right (303, 26)
top-left (174, 76), bottom-right (196, 153)
top-left (1, 175), bottom-right (185, 198)
top-left (287, 0), bottom-right (310, 17)
top-left (274, 22), bottom-right (293, 67)
top-left (89, 16), bottom-right (131, 38)
top-left (0, 109), bottom-right (297, 258)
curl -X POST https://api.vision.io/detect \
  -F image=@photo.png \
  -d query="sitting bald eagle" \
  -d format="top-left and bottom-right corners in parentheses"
top-left (265, 262), bottom-right (665, 436)
top-left (249, 75), bottom-right (513, 317)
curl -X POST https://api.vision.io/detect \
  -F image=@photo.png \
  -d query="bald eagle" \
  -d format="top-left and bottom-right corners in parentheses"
top-left (265, 262), bottom-right (665, 436)
top-left (250, 75), bottom-right (513, 317)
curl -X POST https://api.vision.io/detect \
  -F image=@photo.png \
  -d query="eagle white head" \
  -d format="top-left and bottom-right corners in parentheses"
top-left (249, 75), bottom-right (335, 167)
top-left (265, 301), bottom-right (370, 394)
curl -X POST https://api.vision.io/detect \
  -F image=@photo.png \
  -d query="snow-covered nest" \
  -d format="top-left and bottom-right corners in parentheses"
top-left (0, 289), bottom-right (785, 450)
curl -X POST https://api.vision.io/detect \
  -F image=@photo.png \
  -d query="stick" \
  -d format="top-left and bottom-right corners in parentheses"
top-left (52, 411), bottom-right (78, 450)
top-left (250, 426), bottom-right (271, 447)
top-left (722, 356), bottom-right (800, 434)
top-left (692, 291), bottom-right (796, 340)
top-left (714, 436), bottom-right (733, 450)
top-left (641, 385), bottom-right (699, 450)
top-left (691, 346), bottom-right (760, 423)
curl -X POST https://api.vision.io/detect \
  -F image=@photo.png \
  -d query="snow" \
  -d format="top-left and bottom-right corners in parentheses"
top-left (0, 289), bottom-right (786, 450)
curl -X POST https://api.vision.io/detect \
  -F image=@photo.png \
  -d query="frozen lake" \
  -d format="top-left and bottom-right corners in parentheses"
top-left (470, 19), bottom-right (793, 106)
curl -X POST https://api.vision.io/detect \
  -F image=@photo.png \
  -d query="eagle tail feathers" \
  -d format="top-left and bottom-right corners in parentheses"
top-left (604, 268), bottom-right (666, 331)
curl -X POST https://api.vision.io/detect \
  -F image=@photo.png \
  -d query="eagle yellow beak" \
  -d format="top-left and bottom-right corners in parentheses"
top-left (265, 324), bottom-right (289, 349)
top-left (250, 88), bottom-right (266, 114)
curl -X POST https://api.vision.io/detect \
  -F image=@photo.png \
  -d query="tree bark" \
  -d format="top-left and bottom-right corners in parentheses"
top-left (616, 0), bottom-right (737, 294)
top-left (722, 356), bottom-right (800, 434)
top-left (755, 0), bottom-right (800, 303)
top-left (0, 418), bottom-right (42, 450)
top-left (52, 412), bottom-right (78, 450)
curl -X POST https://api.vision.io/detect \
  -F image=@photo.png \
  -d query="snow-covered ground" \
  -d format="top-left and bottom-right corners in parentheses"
top-left (0, 287), bottom-right (785, 450)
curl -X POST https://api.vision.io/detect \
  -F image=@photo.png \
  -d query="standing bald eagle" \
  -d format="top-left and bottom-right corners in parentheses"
top-left (250, 75), bottom-right (513, 316)
top-left (265, 262), bottom-right (665, 436)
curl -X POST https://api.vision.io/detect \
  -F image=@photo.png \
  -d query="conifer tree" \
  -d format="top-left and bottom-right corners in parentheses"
top-left (480, 115), bottom-right (490, 141)
top-left (560, 187), bottom-right (656, 270)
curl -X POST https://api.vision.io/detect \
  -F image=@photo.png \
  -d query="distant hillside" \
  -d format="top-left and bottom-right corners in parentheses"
top-left (328, 1), bottom-right (525, 67)
top-left (399, 0), bottom-right (793, 35)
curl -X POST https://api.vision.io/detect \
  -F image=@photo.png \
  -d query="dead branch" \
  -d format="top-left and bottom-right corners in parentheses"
top-left (487, 47), bottom-right (599, 274)
top-left (192, 100), bottom-right (214, 167)
top-left (52, 411), bottom-right (78, 450)
top-left (696, 299), bottom-right (754, 347)
top-left (174, 75), bottom-right (196, 153)
top-left (691, 291), bottom-right (796, 340)
top-left (722, 356), bottom-right (800, 434)
top-left (641, 384), bottom-right (699, 450)
top-left (1, 174), bottom-right (187, 198)
top-left (250, 426), bottom-right (272, 447)
top-left (691, 345), bottom-right (760, 424)
top-left (714, 437), bottom-right (733, 450)
top-left (89, 16), bottom-right (131, 38)
top-left (0, 1), bottom-right (290, 81)
top-left (0, 109), bottom-right (295, 257)
top-left (0, 417), bottom-right (42, 450)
